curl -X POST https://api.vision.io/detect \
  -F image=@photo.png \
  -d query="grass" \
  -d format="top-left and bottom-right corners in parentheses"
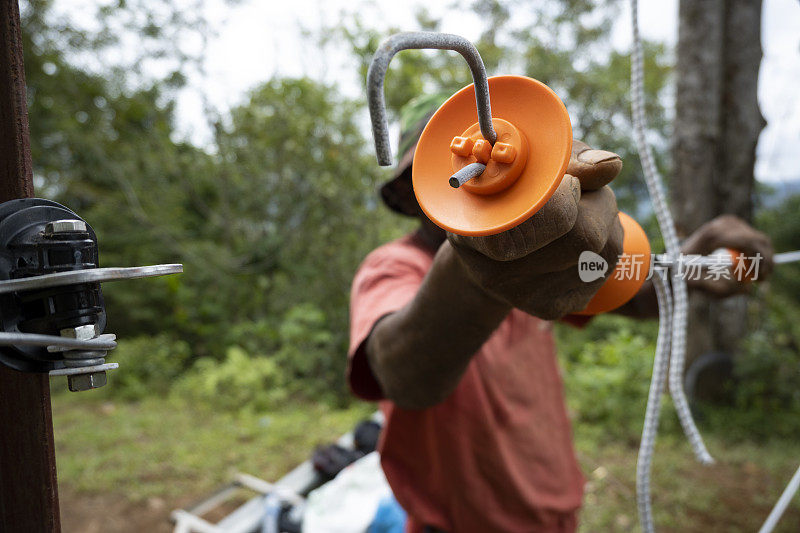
top-left (52, 389), bottom-right (800, 532)
top-left (51, 389), bottom-right (373, 502)
top-left (575, 431), bottom-right (800, 532)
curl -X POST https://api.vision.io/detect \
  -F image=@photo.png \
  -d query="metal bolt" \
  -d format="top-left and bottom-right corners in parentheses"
top-left (67, 371), bottom-right (107, 392)
top-left (60, 323), bottom-right (107, 392)
top-left (60, 324), bottom-right (97, 341)
top-left (44, 219), bottom-right (87, 235)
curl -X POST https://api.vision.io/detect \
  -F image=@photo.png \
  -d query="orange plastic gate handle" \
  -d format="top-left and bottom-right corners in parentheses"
top-left (413, 76), bottom-right (571, 236)
top-left (575, 212), bottom-right (651, 315)
top-left (412, 75), bottom-right (651, 315)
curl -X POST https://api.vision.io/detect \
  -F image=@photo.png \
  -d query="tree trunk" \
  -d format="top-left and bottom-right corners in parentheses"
top-left (672, 0), bottom-right (766, 400)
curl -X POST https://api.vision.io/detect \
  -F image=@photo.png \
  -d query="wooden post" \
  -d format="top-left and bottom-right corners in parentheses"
top-left (0, 0), bottom-right (61, 531)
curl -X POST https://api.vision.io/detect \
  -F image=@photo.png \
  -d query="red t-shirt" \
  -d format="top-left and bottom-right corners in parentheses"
top-left (348, 234), bottom-right (585, 533)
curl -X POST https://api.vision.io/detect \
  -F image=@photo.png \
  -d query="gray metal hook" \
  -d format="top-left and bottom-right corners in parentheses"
top-left (367, 32), bottom-right (497, 166)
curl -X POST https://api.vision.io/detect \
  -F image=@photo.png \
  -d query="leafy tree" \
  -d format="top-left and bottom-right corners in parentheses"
top-left (23, 0), bottom-right (393, 399)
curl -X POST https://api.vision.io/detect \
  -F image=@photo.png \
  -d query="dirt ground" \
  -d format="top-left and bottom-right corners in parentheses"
top-left (60, 469), bottom-right (800, 533)
top-left (60, 487), bottom-right (179, 533)
top-left (60, 487), bottom-right (250, 532)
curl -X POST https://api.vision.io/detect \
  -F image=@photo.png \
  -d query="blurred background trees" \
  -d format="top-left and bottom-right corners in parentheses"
top-left (20, 0), bottom-right (799, 426)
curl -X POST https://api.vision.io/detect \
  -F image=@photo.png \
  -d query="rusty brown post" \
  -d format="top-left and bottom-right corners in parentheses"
top-left (0, 0), bottom-right (62, 531)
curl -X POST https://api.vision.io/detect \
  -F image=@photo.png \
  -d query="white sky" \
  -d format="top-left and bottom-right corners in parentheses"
top-left (54, 0), bottom-right (800, 184)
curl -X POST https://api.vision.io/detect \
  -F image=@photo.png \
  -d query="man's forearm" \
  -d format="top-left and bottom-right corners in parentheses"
top-left (366, 241), bottom-right (511, 409)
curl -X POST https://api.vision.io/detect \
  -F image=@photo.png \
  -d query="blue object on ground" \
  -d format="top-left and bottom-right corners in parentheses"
top-left (368, 494), bottom-right (407, 533)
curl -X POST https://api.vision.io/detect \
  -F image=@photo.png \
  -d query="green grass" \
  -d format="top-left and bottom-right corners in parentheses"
top-left (52, 389), bottom-right (373, 502)
top-left (52, 389), bottom-right (800, 532)
top-left (575, 432), bottom-right (800, 532)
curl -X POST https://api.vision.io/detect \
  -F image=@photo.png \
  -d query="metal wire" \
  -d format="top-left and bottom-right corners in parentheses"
top-left (450, 162), bottom-right (486, 188)
top-left (758, 465), bottom-right (800, 533)
top-left (773, 250), bottom-right (800, 264)
top-left (367, 31), bottom-right (496, 166)
top-left (0, 264), bottom-right (183, 294)
top-left (0, 332), bottom-right (116, 351)
top-left (630, 0), bottom-right (713, 466)
top-left (636, 270), bottom-right (673, 533)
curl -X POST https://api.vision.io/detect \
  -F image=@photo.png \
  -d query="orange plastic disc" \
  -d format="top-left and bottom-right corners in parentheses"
top-left (412, 75), bottom-right (572, 237)
top-left (575, 212), bottom-right (652, 315)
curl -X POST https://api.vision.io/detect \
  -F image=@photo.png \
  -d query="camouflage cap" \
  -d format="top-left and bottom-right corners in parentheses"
top-left (380, 91), bottom-right (451, 215)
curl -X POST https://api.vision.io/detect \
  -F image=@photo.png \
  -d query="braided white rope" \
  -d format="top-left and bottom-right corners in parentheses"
top-left (636, 269), bottom-right (673, 533)
top-left (630, 0), bottom-right (714, 465)
top-left (669, 275), bottom-right (714, 463)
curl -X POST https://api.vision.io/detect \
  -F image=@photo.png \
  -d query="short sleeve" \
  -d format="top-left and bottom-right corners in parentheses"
top-left (347, 241), bottom-right (430, 401)
top-left (560, 314), bottom-right (592, 328)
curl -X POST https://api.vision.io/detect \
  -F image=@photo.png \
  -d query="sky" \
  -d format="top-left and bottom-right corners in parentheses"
top-left (55, 0), bottom-right (800, 185)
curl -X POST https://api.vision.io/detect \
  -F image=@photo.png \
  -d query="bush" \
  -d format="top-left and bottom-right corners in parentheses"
top-left (107, 334), bottom-right (192, 400)
top-left (225, 303), bottom-right (343, 401)
top-left (704, 292), bottom-right (800, 440)
top-left (172, 346), bottom-right (289, 412)
top-left (106, 302), bottom-right (345, 410)
top-left (557, 316), bottom-right (657, 443)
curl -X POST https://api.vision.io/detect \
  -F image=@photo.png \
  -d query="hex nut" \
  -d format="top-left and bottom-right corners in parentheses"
top-left (60, 324), bottom-right (97, 341)
top-left (45, 219), bottom-right (87, 235)
top-left (67, 371), bottom-right (107, 392)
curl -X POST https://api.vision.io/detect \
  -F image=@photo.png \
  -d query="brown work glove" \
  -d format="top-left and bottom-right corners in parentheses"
top-left (448, 140), bottom-right (624, 320)
top-left (680, 215), bottom-right (774, 297)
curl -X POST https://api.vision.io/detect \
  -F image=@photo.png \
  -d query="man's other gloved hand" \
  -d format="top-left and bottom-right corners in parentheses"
top-left (681, 215), bottom-right (774, 297)
top-left (448, 140), bottom-right (624, 320)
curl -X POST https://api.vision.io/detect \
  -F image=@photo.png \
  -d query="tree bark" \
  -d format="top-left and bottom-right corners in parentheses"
top-left (673, 0), bottom-right (766, 400)
top-left (0, 0), bottom-right (61, 530)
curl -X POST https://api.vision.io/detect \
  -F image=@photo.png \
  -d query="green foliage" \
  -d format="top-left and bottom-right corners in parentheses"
top-left (699, 290), bottom-right (800, 440)
top-left (738, 294), bottom-right (800, 412)
top-left (107, 334), bottom-right (192, 400)
top-left (172, 303), bottom-right (346, 412)
top-left (23, 1), bottom-right (392, 402)
top-left (757, 193), bottom-right (800, 300)
top-left (227, 303), bottom-right (343, 401)
top-left (173, 346), bottom-right (289, 412)
top-left (692, 193), bottom-right (800, 440)
top-left (557, 316), bottom-right (658, 442)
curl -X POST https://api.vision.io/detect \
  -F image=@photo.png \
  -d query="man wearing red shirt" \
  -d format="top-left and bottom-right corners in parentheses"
top-left (348, 94), bottom-right (773, 532)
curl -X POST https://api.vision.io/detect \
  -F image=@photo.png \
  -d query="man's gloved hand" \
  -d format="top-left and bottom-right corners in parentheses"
top-left (448, 140), bottom-right (624, 320)
top-left (681, 215), bottom-right (774, 297)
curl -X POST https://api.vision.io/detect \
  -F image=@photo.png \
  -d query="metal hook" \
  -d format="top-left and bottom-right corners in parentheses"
top-left (367, 32), bottom-right (497, 166)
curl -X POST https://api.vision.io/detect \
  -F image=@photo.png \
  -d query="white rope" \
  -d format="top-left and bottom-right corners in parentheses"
top-left (630, 0), bottom-right (714, 465)
top-left (627, 4), bottom-right (800, 531)
top-left (636, 269), bottom-right (673, 533)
